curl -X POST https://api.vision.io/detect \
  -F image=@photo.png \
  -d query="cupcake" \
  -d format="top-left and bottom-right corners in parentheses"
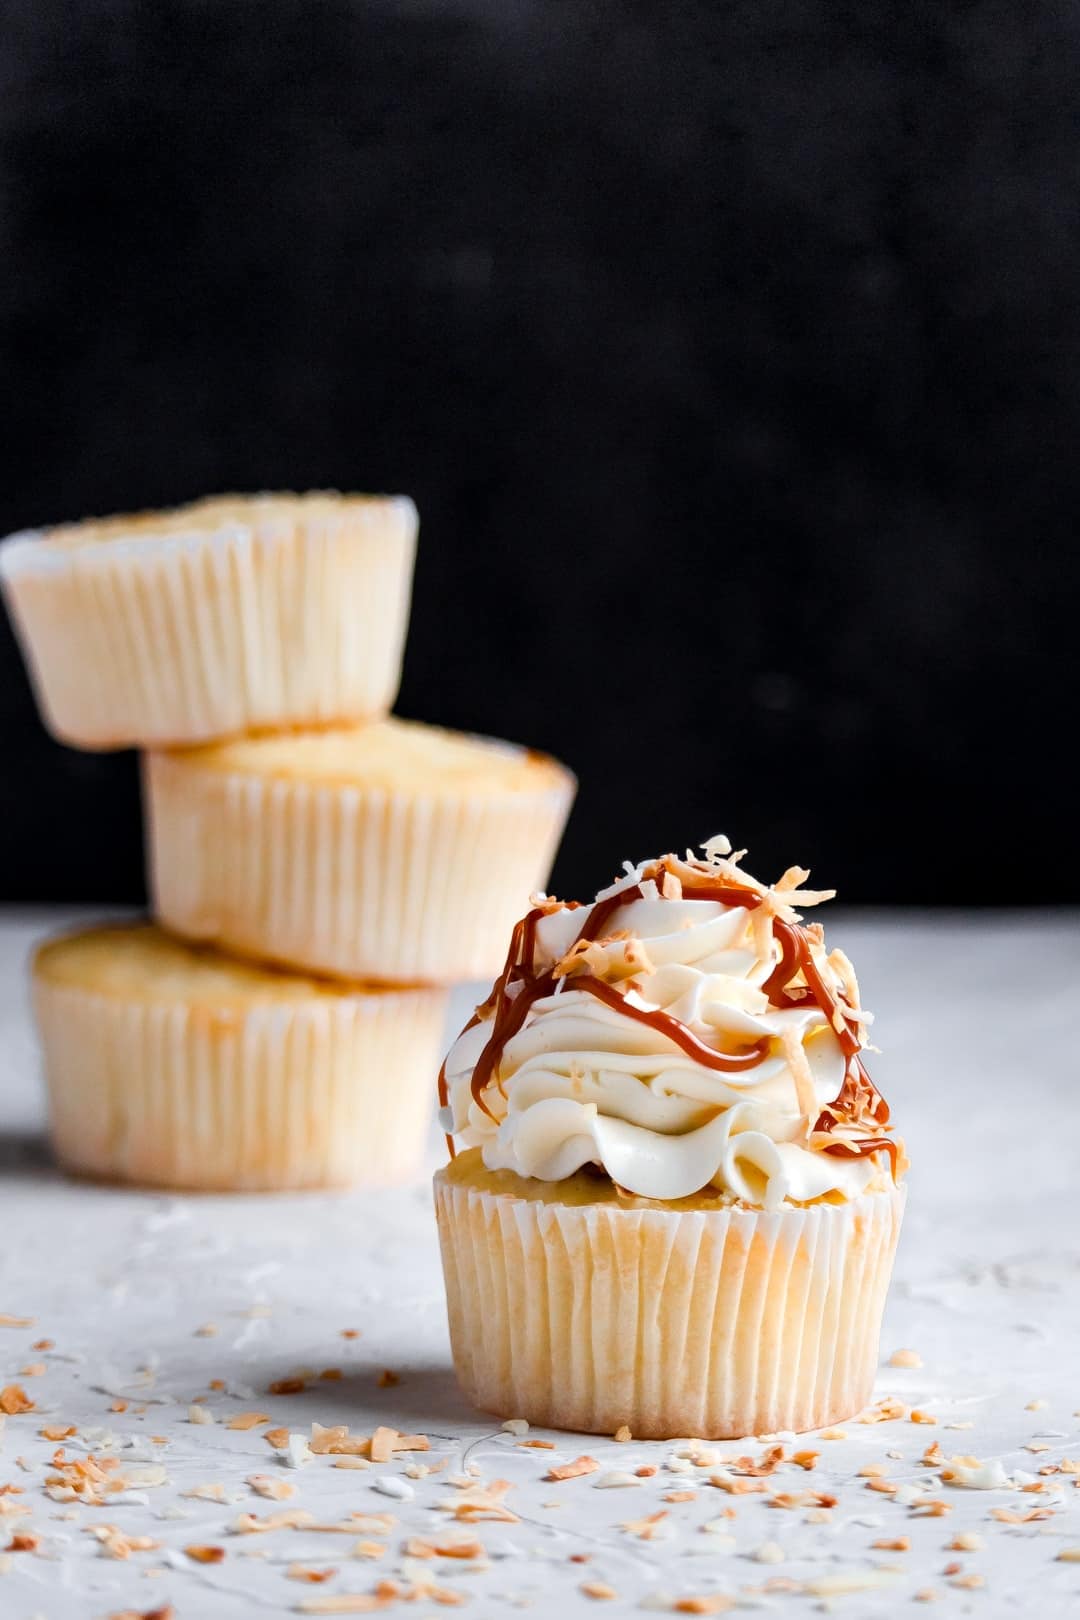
top-left (144, 718), bottom-right (576, 984)
top-left (434, 837), bottom-right (905, 1440)
top-left (0, 492), bottom-right (417, 748)
top-left (34, 922), bottom-right (448, 1191)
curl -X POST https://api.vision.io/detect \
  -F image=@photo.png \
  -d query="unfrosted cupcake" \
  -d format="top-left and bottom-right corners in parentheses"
top-left (434, 837), bottom-right (905, 1440)
top-left (34, 922), bottom-right (448, 1191)
top-left (145, 718), bottom-right (576, 984)
top-left (0, 492), bottom-right (417, 748)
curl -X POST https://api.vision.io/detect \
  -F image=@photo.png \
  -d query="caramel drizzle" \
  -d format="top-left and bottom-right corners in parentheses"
top-left (439, 858), bottom-right (894, 1175)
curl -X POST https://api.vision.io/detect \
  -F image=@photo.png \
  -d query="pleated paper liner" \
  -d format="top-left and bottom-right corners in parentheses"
top-left (0, 493), bottom-right (417, 748)
top-left (435, 1150), bottom-right (905, 1440)
top-left (145, 733), bottom-right (576, 984)
top-left (33, 924), bottom-right (448, 1192)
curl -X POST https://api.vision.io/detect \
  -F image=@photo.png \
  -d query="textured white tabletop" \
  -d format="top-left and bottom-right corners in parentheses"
top-left (1, 907), bottom-right (1078, 1620)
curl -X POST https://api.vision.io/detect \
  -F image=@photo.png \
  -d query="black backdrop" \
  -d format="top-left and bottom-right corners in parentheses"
top-left (1, 1), bottom-right (1076, 905)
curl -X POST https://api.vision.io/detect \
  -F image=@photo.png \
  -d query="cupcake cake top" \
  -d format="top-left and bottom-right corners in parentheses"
top-left (441, 837), bottom-right (901, 1211)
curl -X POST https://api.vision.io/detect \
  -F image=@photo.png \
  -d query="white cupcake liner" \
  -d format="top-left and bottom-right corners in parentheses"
top-left (434, 1161), bottom-right (905, 1439)
top-left (34, 965), bottom-right (448, 1191)
top-left (0, 494), bottom-right (417, 748)
top-left (144, 749), bottom-right (575, 983)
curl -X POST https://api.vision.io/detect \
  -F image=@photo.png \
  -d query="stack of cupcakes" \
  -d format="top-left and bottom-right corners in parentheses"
top-left (1, 493), bottom-right (575, 1192)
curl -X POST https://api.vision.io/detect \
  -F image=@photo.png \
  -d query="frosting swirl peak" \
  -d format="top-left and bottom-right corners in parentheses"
top-left (440, 839), bottom-right (899, 1210)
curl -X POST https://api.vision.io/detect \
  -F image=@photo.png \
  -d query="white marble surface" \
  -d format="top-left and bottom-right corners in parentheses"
top-left (1, 906), bottom-right (1079, 1620)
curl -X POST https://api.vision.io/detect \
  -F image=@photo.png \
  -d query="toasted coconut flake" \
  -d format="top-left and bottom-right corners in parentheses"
top-left (709, 1474), bottom-right (768, 1495)
top-left (247, 1474), bottom-right (296, 1501)
top-left (228, 1412), bottom-right (270, 1431)
top-left (613, 1425), bottom-right (632, 1443)
top-left (950, 1574), bottom-right (986, 1590)
top-left (911, 1410), bottom-right (937, 1425)
top-left (620, 1511), bottom-right (669, 1541)
top-left (288, 1564), bottom-right (339, 1583)
top-left (376, 1370), bottom-right (399, 1388)
top-left (672, 1598), bottom-right (735, 1615)
top-left (231, 1509), bottom-right (315, 1534)
top-left (1057, 1548), bottom-right (1080, 1562)
top-left (268, 1377), bottom-right (307, 1396)
top-left (264, 1427), bottom-right (291, 1449)
top-left (791, 1451), bottom-right (818, 1470)
top-left (731, 1445), bottom-right (784, 1477)
top-left (352, 1540), bottom-right (386, 1559)
top-left (818, 1428), bottom-right (848, 1441)
top-left (908, 1498), bottom-right (951, 1518)
top-left (858, 1397), bottom-right (907, 1425)
top-left (803, 1571), bottom-right (897, 1597)
top-left (184, 1545), bottom-right (225, 1563)
top-left (0, 1317), bottom-right (34, 1329)
top-left (0, 1387), bottom-right (34, 1416)
top-left (546, 1456), bottom-right (599, 1482)
top-left (5, 1531), bottom-right (40, 1552)
top-left (296, 1596), bottom-right (398, 1615)
top-left (580, 1582), bottom-right (618, 1601)
top-left (40, 1425), bottom-right (76, 1441)
top-left (873, 1537), bottom-right (910, 1551)
top-left (184, 1483), bottom-right (228, 1503)
top-left (369, 1427), bottom-right (397, 1464)
top-left (939, 1456), bottom-right (1009, 1490)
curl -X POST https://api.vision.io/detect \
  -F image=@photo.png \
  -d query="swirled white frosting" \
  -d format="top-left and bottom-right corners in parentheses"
top-left (442, 844), bottom-right (892, 1210)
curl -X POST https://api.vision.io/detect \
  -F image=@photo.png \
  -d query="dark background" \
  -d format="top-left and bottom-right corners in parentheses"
top-left (1, 0), bottom-right (1076, 906)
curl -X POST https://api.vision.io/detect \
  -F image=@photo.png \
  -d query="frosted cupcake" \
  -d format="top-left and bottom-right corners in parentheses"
top-left (0, 492), bottom-right (417, 748)
top-left (434, 837), bottom-right (905, 1440)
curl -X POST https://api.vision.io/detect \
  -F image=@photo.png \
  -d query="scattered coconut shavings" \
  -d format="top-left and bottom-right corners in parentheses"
top-left (436, 1482), bottom-right (518, 1524)
top-left (911, 1410), bottom-right (937, 1425)
top-left (802, 1571), bottom-right (898, 1597)
top-left (546, 1456), bottom-right (599, 1482)
top-left (282, 1434), bottom-right (313, 1469)
top-left (227, 1412), bottom-right (270, 1430)
top-left (873, 1537), bottom-right (911, 1551)
top-left (1057, 1549), bottom-right (1080, 1562)
top-left (247, 1474), bottom-right (296, 1501)
top-left (948, 1532), bottom-right (984, 1551)
top-left (184, 1544), bottom-right (225, 1563)
top-left (818, 1428), bottom-right (848, 1441)
top-left (671, 1598), bottom-right (735, 1615)
top-left (0, 1388), bottom-right (34, 1416)
top-left (580, 1582), bottom-right (618, 1601)
top-left (950, 1573), bottom-right (986, 1590)
top-left (19, 1363), bottom-right (45, 1378)
top-left (288, 1565), bottom-right (338, 1583)
top-left (376, 1370), bottom-right (399, 1388)
top-left (0, 1317), bottom-right (34, 1329)
top-left (751, 1541), bottom-right (785, 1563)
top-left (989, 1506), bottom-right (1055, 1524)
top-left (888, 1348), bottom-right (923, 1369)
top-left (183, 1483), bottom-right (228, 1503)
top-left (352, 1540), bottom-right (386, 1559)
top-left (708, 1474), bottom-right (767, 1495)
top-left (791, 1451), bottom-right (818, 1470)
top-left (269, 1378), bottom-right (307, 1396)
top-left (614, 1425), bottom-right (632, 1443)
top-left (264, 1427), bottom-right (291, 1449)
top-left (39, 1425), bottom-right (76, 1441)
top-left (664, 1490), bottom-right (697, 1503)
top-left (621, 1510), bottom-right (669, 1540)
top-left (858, 1397), bottom-right (908, 1424)
top-left (730, 1445), bottom-right (784, 1477)
top-left (404, 1536), bottom-right (485, 1560)
top-left (187, 1404), bottom-right (213, 1425)
top-left (595, 1471), bottom-right (641, 1489)
top-left (939, 1455), bottom-right (1010, 1489)
top-left (232, 1509), bottom-right (316, 1534)
top-left (908, 1499), bottom-right (951, 1518)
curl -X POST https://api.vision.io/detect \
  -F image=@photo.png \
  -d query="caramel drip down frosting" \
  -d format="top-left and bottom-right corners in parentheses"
top-left (439, 838), bottom-right (902, 1209)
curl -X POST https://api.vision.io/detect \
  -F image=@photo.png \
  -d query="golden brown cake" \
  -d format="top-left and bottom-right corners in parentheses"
top-left (0, 492), bottom-right (417, 748)
top-left (144, 718), bottom-right (576, 983)
top-left (34, 922), bottom-right (448, 1191)
top-left (434, 837), bottom-right (905, 1439)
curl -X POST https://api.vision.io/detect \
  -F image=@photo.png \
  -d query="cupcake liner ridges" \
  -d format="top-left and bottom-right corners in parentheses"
top-left (35, 965), bottom-right (448, 1192)
top-left (0, 494), bottom-right (418, 748)
top-left (435, 1157), bottom-right (905, 1440)
top-left (145, 749), bottom-right (576, 984)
